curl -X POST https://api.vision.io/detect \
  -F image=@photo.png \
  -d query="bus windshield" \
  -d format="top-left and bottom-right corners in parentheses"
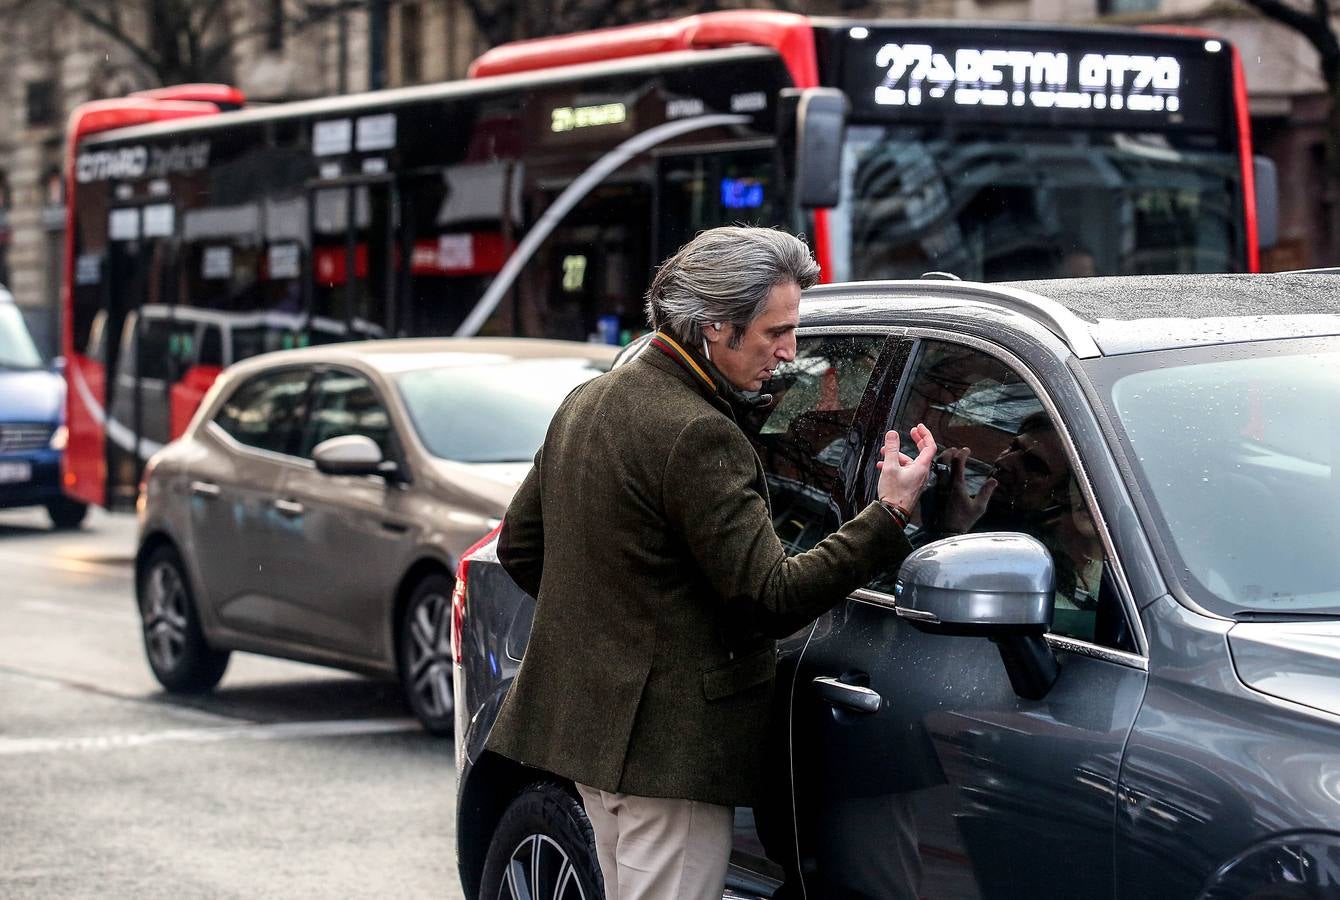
top-left (829, 125), bottom-right (1243, 282)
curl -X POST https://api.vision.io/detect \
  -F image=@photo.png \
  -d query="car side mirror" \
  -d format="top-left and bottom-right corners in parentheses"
top-left (1253, 155), bottom-right (1279, 251)
top-left (312, 434), bottom-right (391, 478)
top-left (894, 532), bottom-right (1060, 700)
top-left (779, 87), bottom-right (849, 209)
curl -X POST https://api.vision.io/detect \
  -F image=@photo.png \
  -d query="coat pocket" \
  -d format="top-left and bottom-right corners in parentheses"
top-left (701, 646), bottom-right (775, 701)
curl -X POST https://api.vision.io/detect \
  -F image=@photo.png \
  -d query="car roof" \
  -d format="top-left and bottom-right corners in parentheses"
top-left (804, 273), bottom-right (1340, 357)
top-left (227, 337), bottom-right (621, 377)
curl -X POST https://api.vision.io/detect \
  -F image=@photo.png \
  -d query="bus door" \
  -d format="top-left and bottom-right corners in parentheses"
top-left (103, 206), bottom-right (159, 508)
top-left (309, 177), bottom-right (396, 344)
top-left (512, 174), bottom-right (653, 343)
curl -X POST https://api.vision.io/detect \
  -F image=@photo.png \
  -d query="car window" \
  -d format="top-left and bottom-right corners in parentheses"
top-left (395, 358), bottom-right (607, 463)
top-left (213, 368), bottom-right (311, 457)
top-left (875, 340), bottom-right (1132, 651)
top-left (301, 369), bottom-right (393, 460)
top-left (748, 335), bottom-right (886, 555)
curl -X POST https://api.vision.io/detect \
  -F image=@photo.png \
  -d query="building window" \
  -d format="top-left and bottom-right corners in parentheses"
top-left (401, 3), bottom-right (422, 84)
top-left (26, 80), bottom-right (56, 127)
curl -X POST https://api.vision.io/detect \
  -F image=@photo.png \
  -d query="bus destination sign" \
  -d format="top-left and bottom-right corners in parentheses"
top-left (874, 44), bottom-right (1181, 114)
top-left (844, 29), bottom-right (1229, 132)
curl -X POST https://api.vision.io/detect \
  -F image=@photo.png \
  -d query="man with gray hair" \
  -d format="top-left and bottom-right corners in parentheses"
top-left (490, 226), bottom-right (937, 900)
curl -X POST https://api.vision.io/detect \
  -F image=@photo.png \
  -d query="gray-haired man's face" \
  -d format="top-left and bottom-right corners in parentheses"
top-left (702, 281), bottom-right (800, 392)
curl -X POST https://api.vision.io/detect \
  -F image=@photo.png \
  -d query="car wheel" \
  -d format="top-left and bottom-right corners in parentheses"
top-left (136, 544), bottom-right (229, 693)
top-left (398, 572), bottom-right (455, 735)
top-left (480, 782), bottom-right (603, 900)
top-left (46, 498), bottom-right (88, 530)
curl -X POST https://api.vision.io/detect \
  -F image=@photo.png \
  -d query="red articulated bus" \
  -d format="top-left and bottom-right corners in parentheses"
top-left (61, 12), bottom-right (1272, 508)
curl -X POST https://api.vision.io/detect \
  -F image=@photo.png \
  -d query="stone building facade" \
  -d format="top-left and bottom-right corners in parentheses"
top-left (0, 0), bottom-right (1331, 355)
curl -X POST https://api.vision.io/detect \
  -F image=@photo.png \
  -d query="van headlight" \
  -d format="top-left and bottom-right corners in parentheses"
top-left (49, 425), bottom-right (68, 451)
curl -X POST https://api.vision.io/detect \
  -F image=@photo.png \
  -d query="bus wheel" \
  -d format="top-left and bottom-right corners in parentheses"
top-left (136, 545), bottom-right (229, 693)
top-left (46, 498), bottom-right (88, 530)
top-left (479, 782), bottom-right (603, 900)
top-left (398, 572), bottom-right (455, 735)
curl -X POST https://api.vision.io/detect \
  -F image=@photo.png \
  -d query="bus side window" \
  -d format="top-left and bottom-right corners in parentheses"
top-left (656, 148), bottom-right (776, 261)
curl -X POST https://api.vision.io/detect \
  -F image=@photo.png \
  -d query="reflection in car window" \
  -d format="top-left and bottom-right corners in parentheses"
top-left (395, 359), bottom-right (606, 463)
top-left (748, 336), bottom-right (885, 555)
top-left (878, 340), bottom-right (1131, 651)
top-left (302, 370), bottom-right (393, 459)
top-left (214, 368), bottom-right (311, 457)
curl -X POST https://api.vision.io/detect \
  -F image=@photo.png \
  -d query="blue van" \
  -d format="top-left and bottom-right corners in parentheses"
top-left (0, 287), bottom-right (86, 528)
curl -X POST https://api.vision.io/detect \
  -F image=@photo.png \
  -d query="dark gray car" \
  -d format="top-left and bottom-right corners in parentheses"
top-left (452, 273), bottom-right (1340, 900)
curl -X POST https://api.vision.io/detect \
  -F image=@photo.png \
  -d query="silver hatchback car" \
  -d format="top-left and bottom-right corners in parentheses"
top-left (135, 338), bottom-right (616, 733)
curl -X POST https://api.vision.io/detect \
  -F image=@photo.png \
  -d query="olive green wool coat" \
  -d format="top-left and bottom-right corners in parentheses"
top-left (488, 335), bottom-right (912, 807)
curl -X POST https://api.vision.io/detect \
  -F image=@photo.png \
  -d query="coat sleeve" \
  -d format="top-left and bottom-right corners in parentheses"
top-left (498, 445), bottom-right (544, 599)
top-left (662, 412), bottom-right (912, 633)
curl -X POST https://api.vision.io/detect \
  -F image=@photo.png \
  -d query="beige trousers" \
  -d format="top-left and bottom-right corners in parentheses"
top-left (575, 783), bottom-right (733, 900)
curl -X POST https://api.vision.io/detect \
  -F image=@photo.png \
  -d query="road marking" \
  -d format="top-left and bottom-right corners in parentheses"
top-left (20, 597), bottom-right (130, 623)
top-left (0, 717), bottom-right (421, 756)
top-left (0, 550), bottom-right (130, 579)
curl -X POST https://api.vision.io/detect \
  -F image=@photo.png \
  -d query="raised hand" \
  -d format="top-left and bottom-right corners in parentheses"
top-left (874, 424), bottom-right (937, 514)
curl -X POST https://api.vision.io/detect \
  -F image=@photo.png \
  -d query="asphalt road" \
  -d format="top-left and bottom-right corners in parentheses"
top-left (0, 506), bottom-right (466, 899)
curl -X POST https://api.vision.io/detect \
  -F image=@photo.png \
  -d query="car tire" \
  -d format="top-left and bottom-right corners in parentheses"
top-left (46, 498), bottom-right (88, 530)
top-left (136, 544), bottom-right (229, 693)
top-left (398, 572), bottom-right (455, 735)
top-left (479, 782), bottom-right (604, 900)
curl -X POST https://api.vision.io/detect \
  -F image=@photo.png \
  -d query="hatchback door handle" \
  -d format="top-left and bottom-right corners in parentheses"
top-left (190, 480), bottom-right (221, 498)
top-left (272, 498), bottom-right (304, 517)
top-left (813, 676), bottom-right (882, 714)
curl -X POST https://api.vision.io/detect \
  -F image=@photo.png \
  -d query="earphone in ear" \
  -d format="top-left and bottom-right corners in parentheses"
top-left (711, 322), bottom-right (723, 331)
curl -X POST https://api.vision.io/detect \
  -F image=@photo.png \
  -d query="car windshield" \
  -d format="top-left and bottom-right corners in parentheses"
top-left (1089, 336), bottom-right (1340, 618)
top-left (0, 303), bottom-right (43, 369)
top-left (829, 125), bottom-right (1243, 282)
top-left (395, 358), bottom-right (607, 463)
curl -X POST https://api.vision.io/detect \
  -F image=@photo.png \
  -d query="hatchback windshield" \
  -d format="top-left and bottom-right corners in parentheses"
top-left (0, 303), bottom-right (43, 369)
top-left (1091, 337), bottom-right (1340, 617)
top-left (396, 358), bottom-right (606, 463)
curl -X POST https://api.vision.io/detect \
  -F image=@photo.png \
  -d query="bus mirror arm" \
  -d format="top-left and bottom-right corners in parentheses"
top-left (1254, 155), bottom-right (1279, 252)
top-left (780, 87), bottom-right (849, 210)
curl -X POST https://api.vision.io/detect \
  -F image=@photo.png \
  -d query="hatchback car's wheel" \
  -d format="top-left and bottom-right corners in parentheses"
top-left (47, 498), bottom-right (88, 530)
top-left (480, 782), bottom-right (603, 900)
top-left (398, 572), bottom-right (455, 734)
top-left (136, 545), bottom-right (229, 693)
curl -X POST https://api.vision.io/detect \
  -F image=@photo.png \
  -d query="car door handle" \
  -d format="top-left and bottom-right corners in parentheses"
top-left (190, 480), bottom-right (221, 498)
top-left (272, 498), bottom-right (304, 517)
top-left (813, 676), bottom-right (882, 714)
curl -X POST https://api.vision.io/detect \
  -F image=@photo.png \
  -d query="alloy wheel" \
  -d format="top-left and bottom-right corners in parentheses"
top-left (142, 560), bottom-right (189, 673)
top-left (406, 589), bottom-right (453, 719)
top-left (497, 834), bottom-right (588, 900)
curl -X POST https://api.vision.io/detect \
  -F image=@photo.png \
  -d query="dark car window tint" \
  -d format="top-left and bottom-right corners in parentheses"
top-left (214, 369), bottom-right (311, 457)
top-left (301, 369), bottom-right (393, 459)
top-left (877, 340), bottom-right (1130, 650)
top-left (748, 335), bottom-right (885, 555)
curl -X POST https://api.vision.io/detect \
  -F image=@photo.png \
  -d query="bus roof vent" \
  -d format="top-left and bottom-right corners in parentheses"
top-left (468, 11), bottom-right (816, 86)
top-left (131, 84), bottom-right (246, 110)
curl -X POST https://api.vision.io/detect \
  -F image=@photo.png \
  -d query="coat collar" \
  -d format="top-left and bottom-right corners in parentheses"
top-left (642, 330), bottom-right (772, 419)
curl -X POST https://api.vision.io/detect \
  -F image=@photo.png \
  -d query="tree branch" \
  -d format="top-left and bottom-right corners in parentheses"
top-left (49, 0), bottom-right (164, 75)
top-left (1241, 0), bottom-right (1340, 65)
